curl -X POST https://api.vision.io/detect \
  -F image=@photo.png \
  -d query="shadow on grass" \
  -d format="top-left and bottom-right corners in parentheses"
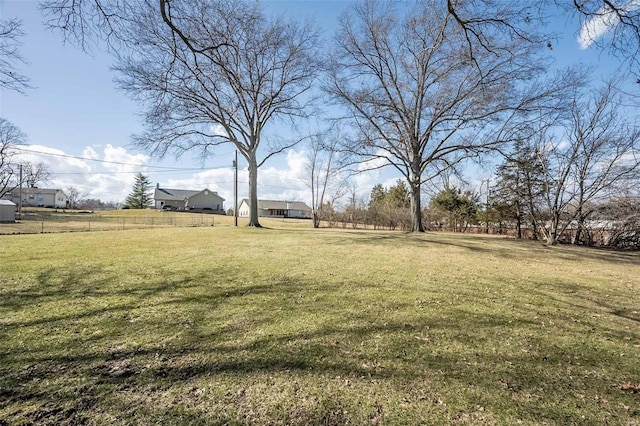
top-left (319, 230), bottom-right (497, 254)
top-left (534, 278), bottom-right (640, 329)
top-left (1, 259), bottom-right (638, 424)
top-left (300, 228), bottom-right (640, 266)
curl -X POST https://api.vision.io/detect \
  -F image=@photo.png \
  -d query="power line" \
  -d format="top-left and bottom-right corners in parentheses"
top-left (11, 146), bottom-right (229, 171)
top-left (47, 164), bottom-right (233, 176)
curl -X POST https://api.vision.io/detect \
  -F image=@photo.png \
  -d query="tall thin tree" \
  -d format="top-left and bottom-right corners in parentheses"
top-left (113, 0), bottom-right (321, 227)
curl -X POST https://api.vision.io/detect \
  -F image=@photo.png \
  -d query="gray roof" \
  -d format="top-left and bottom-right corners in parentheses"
top-left (155, 187), bottom-right (224, 202)
top-left (0, 199), bottom-right (16, 206)
top-left (242, 199), bottom-right (311, 211)
top-left (17, 188), bottom-right (65, 195)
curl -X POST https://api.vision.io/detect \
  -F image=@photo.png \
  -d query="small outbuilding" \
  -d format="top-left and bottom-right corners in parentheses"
top-left (0, 200), bottom-right (16, 223)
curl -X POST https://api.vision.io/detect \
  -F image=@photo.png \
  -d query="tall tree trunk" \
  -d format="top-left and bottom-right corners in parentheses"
top-left (409, 177), bottom-right (424, 232)
top-left (546, 209), bottom-right (559, 245)
top-left (572, 201), bottom-right (585, 245)
top-left (247, 155), bottom-right (262, 228)
top-left (515, 201), bottom-right (522, 239)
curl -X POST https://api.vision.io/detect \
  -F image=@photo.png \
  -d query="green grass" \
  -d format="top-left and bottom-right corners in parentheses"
top-left (1, 226), bottom-right (639, 425)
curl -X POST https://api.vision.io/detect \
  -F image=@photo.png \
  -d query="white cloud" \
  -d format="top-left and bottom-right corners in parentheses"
top-left (578, 1), bottom-right (640, 49)
top-left (103, 144), bottom-right (150, 173)
top-left (82, 146), bottom-right (99, 160)
top-left (257, 149), bottom-right (309, 203)
top-left (210, 124), bottom-right (227, 137)
top-left (12, 144), bottom-right (152, 203)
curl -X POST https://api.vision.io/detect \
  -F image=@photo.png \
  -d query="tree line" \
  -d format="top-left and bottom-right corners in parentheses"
top-left (317, 177), bottom-right (638, 249)
top-left (1, 0), bottom-right (639, 239)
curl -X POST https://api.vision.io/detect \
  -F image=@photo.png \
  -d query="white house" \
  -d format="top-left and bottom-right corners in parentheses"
top-left (154, 184), bottom-right (225, 212)
top-left (3, 188), bottom-right (68, 208)
top-left (238, 199), bottom-right (312, 219)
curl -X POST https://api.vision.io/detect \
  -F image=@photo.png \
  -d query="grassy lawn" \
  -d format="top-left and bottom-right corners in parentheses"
top-left (0, 226), bottom-right (639, 424)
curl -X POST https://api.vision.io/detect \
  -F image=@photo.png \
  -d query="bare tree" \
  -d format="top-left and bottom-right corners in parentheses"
top-left (326, 0), bottom-right (553, 232)
top-left (536, 78), bottom-right (640, 245)
top-left (65, 186), bottom-right (87, 209)
top-left (447, 0), bottom-right (640, 75)
top-left (0, 18), bottom-right (30, 94)
top-left (561, 0), bottom-right (640, 71)
top-left (22, 161), bottom-right (51, 188)
top-left (40, 0), bottom-right (234, 60)
top-left (305, 128), bottom-right (347, 228)
top-left (110, 0), bottom-right (321, 227)
top-left (0, 118), bottom-right (27, 198)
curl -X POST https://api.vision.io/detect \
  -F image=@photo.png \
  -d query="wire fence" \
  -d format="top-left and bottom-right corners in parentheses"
top-left (0, 212), bottom-right (217, 235)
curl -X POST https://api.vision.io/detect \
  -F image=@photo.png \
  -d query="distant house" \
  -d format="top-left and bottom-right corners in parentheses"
top-left (0, 200), bottom-right (16, 223)
top-left (3, 188), bottom-right (68, 208)
top-left (154, 184), bottom-right (225, 212)
top-left (238, 199), bottom-right (312, 219)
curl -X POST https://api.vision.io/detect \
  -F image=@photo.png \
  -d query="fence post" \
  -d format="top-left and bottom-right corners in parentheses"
top-left (88, 217), bottom-right (91, 231)
top-left (41, 216), bottom-right (44, 234)
top-left (122, 217), bottom-right (126, 230)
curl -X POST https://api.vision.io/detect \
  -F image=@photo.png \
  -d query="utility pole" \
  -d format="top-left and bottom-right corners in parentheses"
top-left (18, 164), bottom-right (22, 219)
top-left (233, 150), bottom-right (238, 227)
top-left (483, 178), bottom-right (490, 234)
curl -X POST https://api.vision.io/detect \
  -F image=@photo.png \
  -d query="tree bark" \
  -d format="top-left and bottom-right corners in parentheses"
top-left (409, 179), bottom-right (424, 232)
top-left (546, 209), bottom-right (559, 245)
top-left (573, 211), bottom-right (589, 245)
top-left (247, 155), bottom-right (262, 228)
top-left (515, 201), bottom-right (522, 239)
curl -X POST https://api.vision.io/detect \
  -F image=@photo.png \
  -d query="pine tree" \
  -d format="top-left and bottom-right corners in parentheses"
top-left (123, 173), bottom-right (153, 209)
top-left (493, 141), bottom-right (547, 239)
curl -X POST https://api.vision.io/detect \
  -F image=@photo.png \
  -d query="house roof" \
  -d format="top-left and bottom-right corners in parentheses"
top-left (155, 187), bottom-right (225, 202)
top-left (241, 199), bottom-right (311, 211)
top-left (17, 188), bottom-right (66, 195)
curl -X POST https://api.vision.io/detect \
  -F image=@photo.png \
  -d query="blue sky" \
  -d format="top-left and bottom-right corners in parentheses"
top-left (0, 0), bottom-right (634, 206)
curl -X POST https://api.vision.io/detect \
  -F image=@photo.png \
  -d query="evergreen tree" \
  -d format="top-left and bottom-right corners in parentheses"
top-left (386, 180), bottom-right (410, 209)
top-left (493, 140), bottom-right (547, 239)
top-left (431, 187), bottom-right (479, 232)
top-left (124, 173), bottom-right (153, 209)
top-left (367, 181), bottom-right (412, 230)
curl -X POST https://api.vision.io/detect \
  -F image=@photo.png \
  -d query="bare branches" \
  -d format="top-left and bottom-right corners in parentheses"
top-left (0, 118), bottom-right (28, 197)
top-left (327, 0), bottom-right (549, 231)
top-left (445, 0), bottom-right (640, 75)
top-left (0, 19), bottom-right (31, 94)
top-left (39, 0), bottom-right (136, 51)
top-left (21, 161), bottom-right (51, 188)
top-left (525, 75), bottom-right (640, 244)
top-left (112, 0), bottom-right (321, 226)
top-left (565, 0), bottom-right (640, 66)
